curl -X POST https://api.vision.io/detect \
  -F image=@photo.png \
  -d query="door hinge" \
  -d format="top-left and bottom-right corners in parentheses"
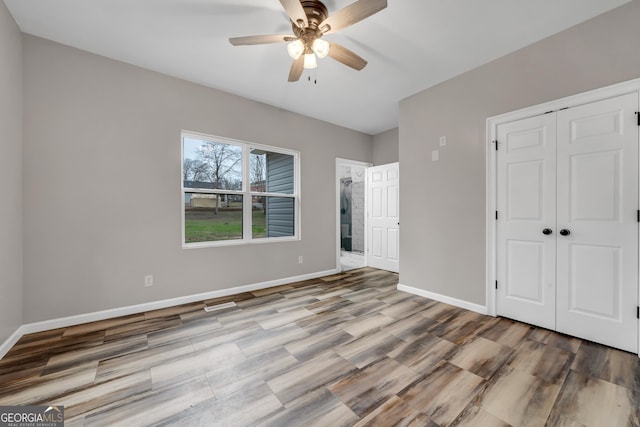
top-left (637, 210), bottom-right (639, 223)
top-left (495, 211), bottom-right (498, 220)
top-left (495, 280), bottom-right (498, 290)
top-left (636, 112), bottom-right (640, 126)
top-left (493, 140), bottom-right (498, 151)
top-left (637, 306), bottom-right (639, 319)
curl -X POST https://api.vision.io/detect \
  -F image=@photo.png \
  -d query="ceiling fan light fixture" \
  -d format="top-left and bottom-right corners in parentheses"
top-left (312, 39), bottom-right (330, 58)
top-left (303, 53), bottom-right (318, 69)
top-left (287, 39), bottom-right (305, 60)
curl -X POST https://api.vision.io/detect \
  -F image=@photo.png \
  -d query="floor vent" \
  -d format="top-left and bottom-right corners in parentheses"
top-left (203, 301), bottom-right (237, 312)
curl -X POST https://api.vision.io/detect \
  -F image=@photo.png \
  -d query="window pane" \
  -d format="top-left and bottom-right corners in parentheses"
top-left (251, 148), bottom-right (294, 194)
top-left (184, 193), bottom-right (243, 242)
top-left (252, 196), bottom-right (295, 238)
top-left (184, 138), bottom-right (243, 190)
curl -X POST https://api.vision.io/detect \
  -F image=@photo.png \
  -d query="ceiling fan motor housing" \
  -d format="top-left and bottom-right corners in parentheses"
top-left (301, 0), bottom-right (328, 28)
top-left (291, 0), bottom-right (330, 52)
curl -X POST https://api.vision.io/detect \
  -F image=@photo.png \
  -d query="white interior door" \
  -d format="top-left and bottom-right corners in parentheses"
top-left (367, 162), bottom-right (399, 273)
top-left (555, 93), bottom-right (639, 352)
top-left (496, 114), bottom-right (557, 330)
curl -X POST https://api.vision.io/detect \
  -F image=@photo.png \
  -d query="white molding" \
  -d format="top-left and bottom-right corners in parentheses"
top-left (397, 283), bottom-right (488, 315)
top-left (0, 268), bottom-right (338, 359)
top-left (181, 130), bottom-right (301, 249)
top-left (485, 118), bottom-right (498, 317)
top-left (486, 77), bottom-right (640, 320)
top-left (335, 158), bottom-right (372, 271)
top-left (486, 77), bottom-right (640, 126)
top-left (0, 327), bottom-right (26, 360)
top-left (485, 77), bottom-right (640, 357)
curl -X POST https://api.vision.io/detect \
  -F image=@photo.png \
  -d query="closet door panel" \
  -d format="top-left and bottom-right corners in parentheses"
top-left (496, 114), bottom-right (557, 330)
top-left (556, 93), bottom-right (639, 353)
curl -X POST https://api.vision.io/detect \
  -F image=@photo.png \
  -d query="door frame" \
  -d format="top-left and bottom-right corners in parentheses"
top-left (485, 77), bottom-right (640, 355)
top-left (336, 158), bottom-right (372, 271)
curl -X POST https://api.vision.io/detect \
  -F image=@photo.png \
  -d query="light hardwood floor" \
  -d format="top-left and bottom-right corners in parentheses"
top-left (0, 268), bottom-right (638, 426)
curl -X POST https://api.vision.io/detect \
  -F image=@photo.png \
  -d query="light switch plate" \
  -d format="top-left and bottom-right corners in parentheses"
top-left (432, 150), bottom-right (439, 162)
top-left (439, 136), bottom-right (447, 146)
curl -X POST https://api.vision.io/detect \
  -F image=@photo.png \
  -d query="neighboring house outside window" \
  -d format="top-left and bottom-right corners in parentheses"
top-left (182, 131), bottom-right (299, 247)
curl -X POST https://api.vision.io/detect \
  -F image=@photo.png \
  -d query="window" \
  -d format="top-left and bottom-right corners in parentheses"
top-left (182, 132), bottom-right (299, 247)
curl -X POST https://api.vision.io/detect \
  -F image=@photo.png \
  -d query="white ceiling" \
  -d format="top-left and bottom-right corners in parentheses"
top-left (3, 0), bottom-right (630, 135)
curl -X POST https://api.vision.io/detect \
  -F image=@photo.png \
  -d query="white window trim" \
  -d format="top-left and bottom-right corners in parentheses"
top-left (181, 130), bottom-right (301, 248)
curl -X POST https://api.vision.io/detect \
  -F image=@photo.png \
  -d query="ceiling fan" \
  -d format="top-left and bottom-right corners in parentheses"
top-left (229, 0), bottom-right (387, 82)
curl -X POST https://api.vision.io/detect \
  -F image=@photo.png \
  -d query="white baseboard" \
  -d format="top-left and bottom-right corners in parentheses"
top-left (0, 326), bottom-right (26, 360)
top-left (397, 283), bottom-right (488, 315)
top-left (0, 268), bottom-right (339, 359)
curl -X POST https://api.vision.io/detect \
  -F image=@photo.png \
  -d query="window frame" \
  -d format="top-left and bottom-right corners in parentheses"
top-left (181, 130), bottom-right (300, 248)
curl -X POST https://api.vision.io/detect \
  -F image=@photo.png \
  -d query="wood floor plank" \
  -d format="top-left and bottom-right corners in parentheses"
top-left (83, 375), bottom-right (214, 426)
top-left (387, 333), bottom-right (458, 374)
top-left (94, 341), bottom-right (195, 383)
top-left (159, 382), bottom-right (282, 427)
top-left (266, 351), bottom-right (356, 404)
top-left (546, 369), bottom-right (639, 426)
top-left (62, 314), bottom-right (146, 337)
top-left (56, 370), bottom-right (152, 419)
top-left (328, 356), bottom-right (421, 418)
top-left (206, 346), bottom-right (299, 398)
top-left (335, 328), bottom-right (404, 369)
top-left (149, 342), bottom-right (243, 387)
top-left (45, 334), bottom-right (148, 371)
top-left (0, 361), bottom-right (98, 406)
top-left (1, 267), bottom-right (638, 426)
top-left (509, 339), bottom-right (574, 385)
top-left (449, 336), bottom-right (514, 380)
top-left (399, 361), bottom-right (485, 426)
top-left (260, 388), bottom-right (358, 427)
top-left (353, 395), bottom-right (433, 427)
top-left (474, 365), bottom-right (560, 427)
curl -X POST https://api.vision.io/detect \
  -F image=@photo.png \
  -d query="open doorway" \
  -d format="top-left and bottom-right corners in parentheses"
top-left (336, 158), bottom-right (370, 271)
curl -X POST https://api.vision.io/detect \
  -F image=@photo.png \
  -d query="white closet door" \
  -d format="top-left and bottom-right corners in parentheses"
top-left (556, 93), bottom-right (639, 352)
top-left (367, 162), bottom-right (399, 273)
top-left (497, 114), bottom-right (557, 330)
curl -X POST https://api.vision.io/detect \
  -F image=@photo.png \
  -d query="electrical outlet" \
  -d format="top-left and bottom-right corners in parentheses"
top-left (298, 256), bottom-right (303, 264)
top-left (144, 275), bottom-right (153, 287)
top-left (439, 136), bottom-right (447, 146)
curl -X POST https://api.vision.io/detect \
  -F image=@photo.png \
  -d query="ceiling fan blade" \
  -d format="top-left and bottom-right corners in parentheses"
top-left (288, 56), bottom-right (304, 82)
top-left (229, 34), bottom-right (295, 46)
top-left (320, 0), bottom-right (387, 34)
top-left (327, 42), bottom-right (367, 71)
top-left (279, 0), bottom-right (308, 28)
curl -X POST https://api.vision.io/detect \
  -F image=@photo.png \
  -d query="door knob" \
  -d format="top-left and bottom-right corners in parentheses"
top-left (542, 228), bottom-right (552, 235)
top-left (559, 229), bottom-right (571, 236)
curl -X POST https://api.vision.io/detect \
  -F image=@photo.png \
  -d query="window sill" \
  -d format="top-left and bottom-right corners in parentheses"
top-left (182, 236), bottom-right (300, 249)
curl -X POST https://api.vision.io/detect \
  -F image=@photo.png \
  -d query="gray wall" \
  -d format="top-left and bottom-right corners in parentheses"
top-left (399, 1), bottom-right (640, 306)
top-left (22, 35), bottom-right (372, 322)
top-left (0, 1), bottom-right (23, 344)
top-left (372, 127), bottom-right (399, 165)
